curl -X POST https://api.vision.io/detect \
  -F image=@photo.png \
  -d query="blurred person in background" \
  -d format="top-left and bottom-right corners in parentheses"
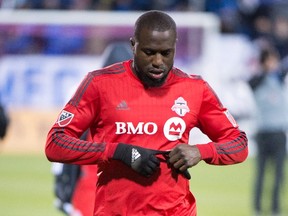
top-left (273, 15), bottom-right (288, 59)
top-left (0, 98), bottom-right (9, 141)
top-left (52, 130), bottom-right (96, 216)
top-left (248, 38), bottom-right (288, 216)
top-left (45, 10), bottom-right (248, 215)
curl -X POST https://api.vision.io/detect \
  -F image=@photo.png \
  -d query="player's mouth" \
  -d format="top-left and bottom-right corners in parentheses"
top-left (148, 69), bottom-right (165, 79)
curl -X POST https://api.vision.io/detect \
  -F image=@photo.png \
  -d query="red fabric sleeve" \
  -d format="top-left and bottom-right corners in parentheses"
top-left (195, 81), bottom-right (248, 165)
top-left (45, 72), bottom-right (118, 165)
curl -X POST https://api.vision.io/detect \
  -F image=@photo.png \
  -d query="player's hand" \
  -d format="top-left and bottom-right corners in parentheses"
top-left (113, 143), bottom-right (167, 177)
top-left (168, 144), bottom-right (201, 179)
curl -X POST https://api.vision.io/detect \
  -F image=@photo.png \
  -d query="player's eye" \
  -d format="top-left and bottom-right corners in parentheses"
top-left (161, 50), bottom-right (171, 57)
top-left (143, 49), bottom-right (155, 56)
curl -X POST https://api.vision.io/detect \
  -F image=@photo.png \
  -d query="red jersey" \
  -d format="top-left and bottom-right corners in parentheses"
top-left (71, 165), bottom-right (97, 216)
top-left (46, 60), bottom-right (248, 216)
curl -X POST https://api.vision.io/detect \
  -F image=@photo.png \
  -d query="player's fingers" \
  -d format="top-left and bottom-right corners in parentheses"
top-left (148, 155), bottom-right (161, 168)
top-left (172, 161), bottom-right (191, 179)
top-left (142, 167), bottom-right (153, 176)
top-left (142, 161), bottom-right (158, 176)
top-left (172, 158), bottom-right (186, 169)
top-left (153, 150), bottom-right (170, 155)
top-left (168, 153), bottom-right (182, 164)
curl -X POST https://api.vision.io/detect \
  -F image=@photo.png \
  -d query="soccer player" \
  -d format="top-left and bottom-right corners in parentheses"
top-left (45, 10), bottom-right (248, 215)
top-left (0, 100), bottom-right (9, 140)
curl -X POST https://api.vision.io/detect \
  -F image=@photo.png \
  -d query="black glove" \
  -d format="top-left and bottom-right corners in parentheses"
top-left (180, 169), bottom-right (191, 180)
top-left (113, 143), bottom-right (166, 177)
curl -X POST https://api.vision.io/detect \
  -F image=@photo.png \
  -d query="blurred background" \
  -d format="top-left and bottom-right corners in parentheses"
top-left (0, 0), bottom-right (287, 216)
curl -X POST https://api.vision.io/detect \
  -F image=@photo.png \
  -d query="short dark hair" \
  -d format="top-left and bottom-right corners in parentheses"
top-left (134, 10), bottom-right (177, 40)
top-left (260, 47), bottom-right (279, 64)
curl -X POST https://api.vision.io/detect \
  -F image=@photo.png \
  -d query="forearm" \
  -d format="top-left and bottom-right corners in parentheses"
top-left (46, 129), bottom-right (166, 178)
top-left (45, 128), bottom-right (117, 165)
top-left (196, 130), bottom-right (248, 165)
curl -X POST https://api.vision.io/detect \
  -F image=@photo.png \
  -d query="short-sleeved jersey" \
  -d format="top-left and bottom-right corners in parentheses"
top-left (46, 60), bottom-right (248, 216)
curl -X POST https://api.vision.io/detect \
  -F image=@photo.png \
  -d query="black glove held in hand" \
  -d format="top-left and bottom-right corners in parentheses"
top-left (181, 169), bottom-right (191, 180)
top-left (113, 143), bottom-right (165, 177)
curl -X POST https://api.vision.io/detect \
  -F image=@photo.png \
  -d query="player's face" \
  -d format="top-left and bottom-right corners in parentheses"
top-left (131, 28), bottom-right (176, 87)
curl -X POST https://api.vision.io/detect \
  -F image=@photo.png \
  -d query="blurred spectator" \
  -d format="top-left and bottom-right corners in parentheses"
top-left (204, 0), bottom-right (240, 33)
top-left (151, 0), bottom-right (189, 11)
top-left (273, 15), bottom-right (288, 58)
top-left (238, 2), bottom-right (272, 40)
top-left (111, 0), bottom-right (135, 10)
top-left (248, 38), bottom-right (287, 216)
top-left (68, 0), bottom-right (94, 10)
top-left (0, 98), bottom-right (9, 140)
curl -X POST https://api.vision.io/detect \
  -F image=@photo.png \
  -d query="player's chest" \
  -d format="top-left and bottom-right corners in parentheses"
top-left (98, 85), bottom-right (199, 129)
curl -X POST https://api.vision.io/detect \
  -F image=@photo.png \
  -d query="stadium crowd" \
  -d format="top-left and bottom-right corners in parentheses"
top-left (0, 0), bottom-right (288, 58)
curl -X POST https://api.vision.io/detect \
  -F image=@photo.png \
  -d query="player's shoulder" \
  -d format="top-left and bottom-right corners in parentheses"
top-left (89, 62), bottom-right (127, 80)
top-left (172, 67), bottom-right (204, 82)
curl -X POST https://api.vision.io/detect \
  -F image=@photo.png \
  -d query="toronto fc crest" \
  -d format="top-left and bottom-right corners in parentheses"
top-left (171, 97), bottom-right (190, 117)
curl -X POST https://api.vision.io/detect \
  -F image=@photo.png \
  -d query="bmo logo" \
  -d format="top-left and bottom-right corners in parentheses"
top-left (115, 122), bottom-right (158, 135)
top-left (115, 118), bottom-right (186, 140)
top-left (163, 117), bottom-right (186, 141)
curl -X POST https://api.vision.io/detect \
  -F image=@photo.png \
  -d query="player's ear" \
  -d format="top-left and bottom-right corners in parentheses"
top-left (130, 37), bottom-right (136, 52)
top-left (130, 37), bottom-right (135, 46)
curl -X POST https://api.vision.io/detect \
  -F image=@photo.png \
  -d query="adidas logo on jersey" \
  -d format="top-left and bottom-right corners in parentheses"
top-left (116, 100), bottom-right (129, 110)
top-left (131, 148), bottom-right (141, 163)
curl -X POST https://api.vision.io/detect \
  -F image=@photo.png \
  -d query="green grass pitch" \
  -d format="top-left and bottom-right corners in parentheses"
top-left (0, 154), bottom-right (287, 216)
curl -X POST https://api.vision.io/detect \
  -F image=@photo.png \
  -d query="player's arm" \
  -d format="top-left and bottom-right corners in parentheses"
top-left (168, 81), bottom-right (248, 173)
top-left (45, 72), bottom-right (114, 164)
top-left (195, 81), bottom-right (248, 165)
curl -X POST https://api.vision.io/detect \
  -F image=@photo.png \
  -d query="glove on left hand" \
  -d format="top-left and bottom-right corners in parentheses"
top-left (113, 143), bottom-right (167, 177)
